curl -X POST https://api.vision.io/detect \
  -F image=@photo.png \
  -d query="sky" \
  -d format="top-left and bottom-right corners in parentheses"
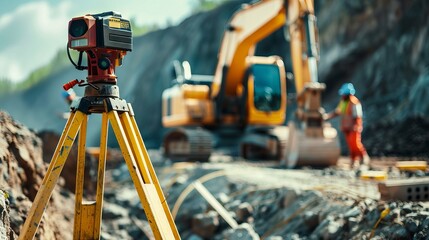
top-left (0, 0), bottom-right (193, 83)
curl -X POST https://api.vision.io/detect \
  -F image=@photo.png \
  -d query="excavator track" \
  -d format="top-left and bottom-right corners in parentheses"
top-left (163, 128), bottom-right (213, 162)
top-left (239, 126), bottom-right (289, 161)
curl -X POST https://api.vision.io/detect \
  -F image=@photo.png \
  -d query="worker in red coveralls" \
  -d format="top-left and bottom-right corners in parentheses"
top-left (325, 83), bottom-right (370, 169)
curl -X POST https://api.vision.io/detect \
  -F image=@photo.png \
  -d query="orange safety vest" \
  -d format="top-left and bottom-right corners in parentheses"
top-left (336, 95), bottom-right (363, 132)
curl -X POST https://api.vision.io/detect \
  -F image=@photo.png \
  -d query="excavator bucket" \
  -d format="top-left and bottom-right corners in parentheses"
top-left (282, 122), bottom-right (340, 168)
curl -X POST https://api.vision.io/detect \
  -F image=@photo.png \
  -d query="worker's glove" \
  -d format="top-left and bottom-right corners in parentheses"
top-left (322, 113), bottom-right (329, 121)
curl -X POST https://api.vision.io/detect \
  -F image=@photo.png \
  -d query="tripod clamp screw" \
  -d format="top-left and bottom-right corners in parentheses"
top-left (63, 79), bottom-right (84, 91)
top-left (63, 79), bottom-right (100, 91)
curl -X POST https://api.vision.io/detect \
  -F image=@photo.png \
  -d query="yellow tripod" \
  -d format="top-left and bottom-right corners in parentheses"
top-left (18, 86), bottom-right (180, 239)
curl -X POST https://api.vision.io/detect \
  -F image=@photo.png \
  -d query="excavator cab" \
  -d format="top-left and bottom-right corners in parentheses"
top-left (162, 56), bottom-right (287, 162)
top-left (252, 64), bottom-right (282, 112)
top-left (236, 56), bottom-right (288, 160)
top-left (245, 56), bottom-right (286, 126)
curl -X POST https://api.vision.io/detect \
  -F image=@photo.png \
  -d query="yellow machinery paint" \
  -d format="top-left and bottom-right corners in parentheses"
top-left (396, 161), bottom-right (427, 172)
top-left (360, 171), bottom-right (388, 181)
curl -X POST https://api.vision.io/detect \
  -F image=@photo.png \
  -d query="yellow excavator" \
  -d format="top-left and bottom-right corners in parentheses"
top-left (162, 0), bottom-right (339, 167)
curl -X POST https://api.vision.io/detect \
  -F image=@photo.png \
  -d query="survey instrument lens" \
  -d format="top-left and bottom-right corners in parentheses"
top-left (69, 19), bottom-right (88, 37)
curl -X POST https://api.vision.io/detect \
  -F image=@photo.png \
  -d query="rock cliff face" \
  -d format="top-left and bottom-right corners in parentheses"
top-left (0, 190), bottom-right (14, 239)
top-left (0, 111), bottom-right (74, 239)
top-left (0, 112), bottom-right (44, 201)
top-left (1, 0), bottom-right (428, 156)
top-left (317, 0), bottom-right (429, 156)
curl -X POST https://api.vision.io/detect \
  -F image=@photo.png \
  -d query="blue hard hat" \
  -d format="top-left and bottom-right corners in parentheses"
top-left (338, 83), bottom-right (355, 96)
top-left (61, 89), bottom-right (76, 99)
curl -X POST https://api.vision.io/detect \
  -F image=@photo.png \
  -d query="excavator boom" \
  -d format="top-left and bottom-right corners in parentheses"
top-left (212, 0), bottom-right (319, 98)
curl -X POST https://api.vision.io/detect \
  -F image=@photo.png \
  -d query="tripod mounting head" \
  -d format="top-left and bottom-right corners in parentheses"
top-left (67, 12), bottom-right (132, 85)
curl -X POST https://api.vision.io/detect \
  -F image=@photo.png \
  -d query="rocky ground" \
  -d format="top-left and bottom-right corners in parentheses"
top-left (2, 110), bottom-right (429, 240)
top-left (0, 111), bottom-right (74, 239)
top-left (151, 160), bottom-right (429, 240)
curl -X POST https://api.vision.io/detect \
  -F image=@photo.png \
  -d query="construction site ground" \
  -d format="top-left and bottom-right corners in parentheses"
top-left (96, 151), bottom-right (429, 239)
top-left (2, 111), bottom-right (428, 240)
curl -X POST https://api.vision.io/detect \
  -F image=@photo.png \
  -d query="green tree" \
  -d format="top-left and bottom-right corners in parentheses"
top-left (130, 17), bottom-right (160, 37)
top-left (0, 78), bottom-right (14, 95)
top-left (0, 49), bottom-right (71, 97)
top-left (190, 0), bottom-right (227, 13)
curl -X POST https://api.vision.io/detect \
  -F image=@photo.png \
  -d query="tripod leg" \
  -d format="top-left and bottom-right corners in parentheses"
top-left (124, 108), bottom-right (180, 239)
top-left (19, 111), bottom-right (85, 240)
top-left (73, 113), bottom-right (108, 240)
top-left (118, 112), bottom-right (151, 183)
top-left (73, 113), bottom-right (87, 239)
top-left (108, 111), bottom-right (179, 239)
top-left (93, 112), bottom-right (108, 237)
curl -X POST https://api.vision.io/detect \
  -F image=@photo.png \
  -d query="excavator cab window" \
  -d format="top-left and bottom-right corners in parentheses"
top-left (251, 64), bottom-right (282, 112)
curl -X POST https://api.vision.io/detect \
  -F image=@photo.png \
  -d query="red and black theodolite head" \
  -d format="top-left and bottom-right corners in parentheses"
top-left (64, 11), bottom-right (132, 90)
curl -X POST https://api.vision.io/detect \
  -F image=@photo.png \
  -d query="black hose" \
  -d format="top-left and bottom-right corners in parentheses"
top-left (67, 44), bottom-right (87, 71)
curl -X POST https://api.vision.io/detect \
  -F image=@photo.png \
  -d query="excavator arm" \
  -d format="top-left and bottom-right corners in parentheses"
top-left (211, 0), bottom-right (319, 98)
top-left (211, 0), bottom-right (286, 98)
